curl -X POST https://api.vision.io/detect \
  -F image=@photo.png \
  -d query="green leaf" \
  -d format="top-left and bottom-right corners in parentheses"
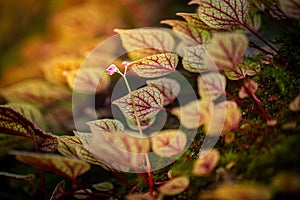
top-left (112, 86), bottom-right (164, 121)
top-left (0, 105), bottom-right (58, 152)
top-left (50, 180), bottom-right (65, 200)
top-left (176, 13), bottom-right (213, 29)
top-left (0, 134), bottom-right (30, 156)
top-left (151, 129), bottom-right (187, 158)
top-left (86, 119), bottom-right (124, 133)
top-left (115, 28), bottom-right (175, 60)
top-left (279, 0), bottom-right (300, 19)
top-left (182, 45), bottom-right (207, 73)
top-left (158, 176), bottom-right (190, 196)
top-left (191, 0), bottom-right (249, 29)
top-left (128, 53), bottom-right (179, 78)
top-left (205, 32), bottom-right (248, 70)
top-left (92, 182), bottom-right (114, 192)
top-left (11, 151), bottom-right (90, 180)
top-left (245, 10), bottom-right (261, 31)
top-left (146, 78), bottom-right (180, 106)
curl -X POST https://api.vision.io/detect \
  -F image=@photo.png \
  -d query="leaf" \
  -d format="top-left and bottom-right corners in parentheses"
top-left (192, 149), bottom-right (220, 176)
top-left (146, 78), bottom-right (180, 106)
top-left (151, 130), bottom-right (187, 158)
top-left (279, 0), bottom-right (300, 19)
top-left (0, 106), bottom-right (58, 152)
top-left (92, 182), bottom-right (114, 192)
top-left (112, 86), bottom-right (164, 121)
top-left (198, 73), bottom-right (226, 101)
top-left (172, 100), bottom-right (213, 129)
top-left (115, 28), bottom-right (175, 60)
top-left (224, 66), bottom-right (246, 80)
top-left (126, 193), bottom-right (154, 200)
top-left (87, 130), bottom-right (150, 172)
top-left (176, 13), bottom-right (213, 29)
top-left (128, 53), bottom-right (178, 78)
top-left (289, 94), bottom-right (300, 112)
top-left (0, 80), bottom-right (71, 108)
top-left (245, 10), bottom-right (261, 31)
top-left (158, 176), bottom-right (190, 196)
top-left (66, 67), bottom-right (110, 94)
top-left (0, 134), bottom-right (30, 156)
top-left (74, 189), bottom-right (92, 199)
top-left (239, 79), bottom-right (258, 99)
top-left (191, 0), bottom-right (249, 29)
top-left (205, 32), bottom-right (249, 70)
top-left (0, 172), bottom-right (35, 182)
top-left (182, 45), bottom-right (208, 73)
top-left (126, 117), bottom-right (156, 131)
top-left (201, 183), bottom-right (272, 200)
top-left (11, 151), bottom-right (90, 180)
top-left (86, 119), bottom-right (124, 133)
top-left (50, 180), bottom-right (65, 200)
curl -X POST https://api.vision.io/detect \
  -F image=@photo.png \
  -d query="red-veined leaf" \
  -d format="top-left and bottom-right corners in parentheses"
top-left (0, 80), bottom-right (71, 108)
top-left (66, 67), bottom-right (110, 94)
top-left (245, 10), bottom-right (261, 31)
top-left (86, 119), bottom-right (124, 133)
top-left (126, 117), bottom-right (156, 131)
top-left (176, 13), bottom-right (213, 29)
top-left (198, 73), bottom-right (226, 101)
top-left (11, 151), bottom-right (90, 180)
top-left (289, 94), bottom-right (300, 112)
top-left (115, 28), bottom-right (175, 60)
top-left (146, 78), bottom-right (180, 106)
top-left (191, 0), bottom-right (249, 29)
top-left (151, 129), bottom-right (187, 158)
top-left (0, 105), bottom-right (58, 152)
top-left (158, 176), bottom-right (190, 196)
top-left (50, 180), bottom-right (65, 200)
top-left (112, 86), bottom-right (164, 121)
top-left (239, 79), bottom-right (258, 99)
top-left (0, 172), bottom-right (35, 182)
top-left (224, 66), bottom-right (246, 80)
top-left (205, 32), bottom-right (249, 70)
top-left (192, 149), bottom-right (220, 176)
top-left (128, 53), bottom-right (178, 78)
top-left (182, 45), bottom-right (207, 73)
top-left (172, 100), bottom-right (213, 129)
top-left (279, 0), bottom-right (300, 19)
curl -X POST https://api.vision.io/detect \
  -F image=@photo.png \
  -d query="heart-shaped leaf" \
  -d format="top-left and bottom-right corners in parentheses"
top-left (198, 73), bottom-right (226, 101)
top-left (158, 176), bottom-right (190, 196)
top-left (128, 53), bottom-right (179, 78)
top-left (151, 129), bottom-right (187, 158)
top-left (11, 151), bottom-right (90, 180)
top-left (224, 58), bottom-right (261, 80)
top-left (50, 180), bottom-right (65, 200)
top-left (224, 66), bottom-right (246, 80)
top-left (115, 28), bottom-right (175, 60)
top-left (289, 94), bottom-right (300, 112)
top-left (192, 149), bottom-right (220, 176)
top-left (182, 45), bottom-right (207, 73)
top-left (66, 67), bottom-right (110, 94)
top-left (279, 0), bottom-right (300, 19)
top-left (146, 78), bottom-right (180, 106)
top-left (239, 79), bottom-right (259, 99)
top-left (86, 119), bottom-right (124, 133)
top-left (112, 86), bottom-right (164, 121)
top-left (191, 0), bottom-right (249, 29)
top-left (176, 13), bottom-right (213, 29)
top-left (205, 32), bottom-right (249, 71)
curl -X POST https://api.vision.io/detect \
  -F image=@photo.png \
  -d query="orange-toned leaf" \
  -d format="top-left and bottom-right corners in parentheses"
top-left (11, 151), bottom-right (90, 180)
top-left (128, 53), bottom-right (178, 78)
top-left (182, 45), bottom-right (207, 73)
top-left (192, 149), bottom-right (220, 176)
top-left (198, 73), bottom-right (226, 101)
top-left (115, 28), bottom-right (175, 60)
top-left (112, 86), bottom-right (164, 121)
top-left (158, 176), bottom-right (190, 196)
top-left (66, 67), bottom-right (110, 94)
top-left (279, 0), bottom-right (300, 19)
top-left (191, 0), bottom-right (249, 29)
top-left (50, 180), bottom-right (65, 200)
top-left (289, 94), bottom-right (300, 112)
top-left (87, 119), bottom-right (124, 133)
top-left (205, 32), bottom-right (249, 70)
top-left (146, 78), bottom-right (180, 106)
top-left (151, 130), bottom-right (187, 158)
top-left (176, 13), bottom-right (212, 29)
top-left (239, 79), bottom-right (258, 99)
top-left (126, 193), bottom-right (154, 200)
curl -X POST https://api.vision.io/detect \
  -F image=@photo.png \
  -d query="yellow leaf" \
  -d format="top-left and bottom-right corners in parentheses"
top-left (158, 176), bottom-right (190, 196)
top-left (192, 149), bottom-right (220, 176)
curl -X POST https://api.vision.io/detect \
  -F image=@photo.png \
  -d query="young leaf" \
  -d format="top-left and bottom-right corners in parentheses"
top-left (11, 151), bottom-right (90, 180)
top-left (205, 32), bottom-right (249, 70)
top-left (158, 176), bottom-right (190, 196)
top-left (66, 67), bottom-right (110, 94)
top-left (112, 86), bottom-right (164, 121)
top-left (198, 73), bottom-right (226, 101)
top-left (0, 105), bottom-right (58, 152)
top-left (192, 149), bottom-right (220, 176)
top-left (146, 78), bottom-right (180, 106)
top-left (128, 53), bottom-right (178, 78)
top-left (191, 0), bottom-right (249, 29)
top-left (86, 119), bottom-right (124, 133)
top-left (289, 94), bottom-right (300, 112)
top-left (182, 45), bottom-right (207, 73)
top-left (172, 100), bottom-right (213, 129)
top-left (115, 28), bottom-right (175, 60)
top-left (50, 180), bottom-right (65, 200)
top-left (176, 13), bottom-right (213, 29)
top-left (239, 79), bottom-right (259, 99)
top-left (151, 129), bottom-right (187, 158)
top-left (279, 0), bottom-right (300, 19)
